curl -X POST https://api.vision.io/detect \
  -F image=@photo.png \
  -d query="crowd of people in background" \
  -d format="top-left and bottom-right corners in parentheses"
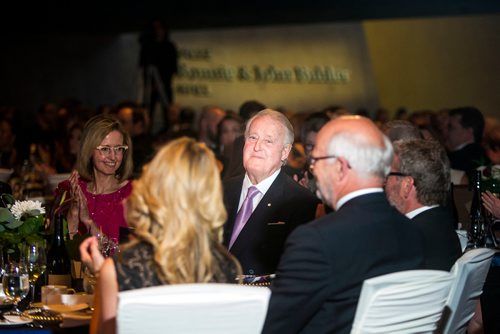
top-left (0, 100), bottom-right (497, 187)
top-left (1, 98), bottom-right (499, 333)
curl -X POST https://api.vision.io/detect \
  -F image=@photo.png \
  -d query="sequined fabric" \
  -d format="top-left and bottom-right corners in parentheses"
top-left (79, 179), bottom-right (132, 240)
top-left (113, 242), bottom-right (162, 291)
top-left (56, 179), bottom-right (132, 240)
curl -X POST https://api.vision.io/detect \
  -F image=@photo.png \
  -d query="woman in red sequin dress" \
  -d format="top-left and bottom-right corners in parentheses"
top-left (56, 115), bottom-right (133, 241)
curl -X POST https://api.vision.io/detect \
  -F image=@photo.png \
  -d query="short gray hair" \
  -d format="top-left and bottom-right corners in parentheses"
top-left (393, 139), bottom-right (450, 206)
top-left (383, 120), bottom-right (423, 142)
top-left (326, 130), bottom-right (393, 180)
top-left (245, 109), bottom-right (294, 146)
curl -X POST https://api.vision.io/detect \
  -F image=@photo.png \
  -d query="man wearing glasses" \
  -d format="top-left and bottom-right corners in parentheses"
top-left (263, 116), bottom-right (425, 334)
top-left (385, 139), bottom-right (462, 270)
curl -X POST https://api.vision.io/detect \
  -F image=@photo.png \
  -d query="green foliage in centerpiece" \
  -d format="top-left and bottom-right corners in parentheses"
top-left (0, 193), bottom-right (46, 255)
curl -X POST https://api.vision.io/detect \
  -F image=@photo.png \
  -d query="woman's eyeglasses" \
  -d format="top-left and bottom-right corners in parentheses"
top-left (95, 145), bottom-right (128, 155)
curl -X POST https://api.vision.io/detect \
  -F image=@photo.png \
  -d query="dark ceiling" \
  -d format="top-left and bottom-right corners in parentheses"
top-left (3, 0), bottom-right (500, 34)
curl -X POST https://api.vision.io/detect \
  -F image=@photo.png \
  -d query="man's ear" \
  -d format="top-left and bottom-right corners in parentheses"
top-left (402, 176), bottom-right (414, 199)
top-left (336, 157), bottom-right (350, 181)
top-left (281, 144), bottom-right (292, 162)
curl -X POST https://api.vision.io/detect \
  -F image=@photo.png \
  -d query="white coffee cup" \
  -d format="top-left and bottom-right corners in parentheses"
top-left (41, 285), bottom-right (76, 305)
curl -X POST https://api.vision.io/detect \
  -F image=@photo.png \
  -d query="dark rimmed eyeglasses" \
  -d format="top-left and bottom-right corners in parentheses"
top-left (309, 154), bottom-right (351, 172)
top-left (387, 171), bottom-right (410, 177)
top-left (95, 145), bottom-right (129, 155)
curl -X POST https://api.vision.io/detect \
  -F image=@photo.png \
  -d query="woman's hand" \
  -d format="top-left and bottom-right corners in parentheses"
top-left (67, 171), bottom-right (81, 236)
top-left (482, 191), bottom-right (500, 219)
top-left (67, 170), bottom-right (95, 236)
top-left (79, 236), bottom-right (105, 275)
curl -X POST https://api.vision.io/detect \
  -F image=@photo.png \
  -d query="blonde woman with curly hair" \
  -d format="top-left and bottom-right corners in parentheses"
top-left (80, 137), bottom-right (242, 334)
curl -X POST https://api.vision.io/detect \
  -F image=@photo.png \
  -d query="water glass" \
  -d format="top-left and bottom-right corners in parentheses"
top-left (23, 241), bottom-right (47, 303)
top-left (2, 262), bottom-right (29, 314)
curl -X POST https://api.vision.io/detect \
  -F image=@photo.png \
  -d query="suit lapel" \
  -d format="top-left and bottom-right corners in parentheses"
top-left (223, 176), bottom-right (244, 247)
top-left (229, 172), bottom-right (285, 256)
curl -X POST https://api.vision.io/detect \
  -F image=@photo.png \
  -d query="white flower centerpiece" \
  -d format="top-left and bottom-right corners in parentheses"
top-left (0, 194), bottom-right (46, 256)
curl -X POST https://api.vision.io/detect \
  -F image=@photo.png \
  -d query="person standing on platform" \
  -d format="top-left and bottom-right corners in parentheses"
top-left (139, 19), bottom-right (178, 132)
top-left (223, 109), bottom-right (319, 276)
top-left (263, 116), bottom-right (424, 334)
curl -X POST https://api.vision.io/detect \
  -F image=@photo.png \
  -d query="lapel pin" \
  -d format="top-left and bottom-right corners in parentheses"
top-left (267, 203), bottom-right (272, 207)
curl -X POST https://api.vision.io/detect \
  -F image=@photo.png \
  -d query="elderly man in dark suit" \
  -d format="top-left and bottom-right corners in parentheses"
top-left (385, 139), bottom-right (462, 270)
top-left (262, 116), bottom-right (425, 334)
top-left (222, 109), bottom-right (319, 276)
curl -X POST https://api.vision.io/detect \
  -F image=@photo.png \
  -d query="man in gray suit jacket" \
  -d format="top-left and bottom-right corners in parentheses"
top-left (223, 109), bottom-right (319, 276)
top-left (263, 116), bottom-right (425, 334)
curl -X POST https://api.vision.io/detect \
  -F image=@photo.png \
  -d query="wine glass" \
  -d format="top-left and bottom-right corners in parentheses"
top-left (96, 230), bottom-right (119, 257)
top-left (23, 241), bottom-right (47, 303)
top-left (2, 262), bottom-right (30, 314)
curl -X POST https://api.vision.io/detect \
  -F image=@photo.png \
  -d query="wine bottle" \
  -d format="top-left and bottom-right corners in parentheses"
top-left (47, 214), bottom-right (72, 287)
top-left (468, 170), bottom-right (486, 249)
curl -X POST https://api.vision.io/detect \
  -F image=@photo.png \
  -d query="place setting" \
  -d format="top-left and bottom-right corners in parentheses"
top-left (0, 245), bottom-right (94, 330)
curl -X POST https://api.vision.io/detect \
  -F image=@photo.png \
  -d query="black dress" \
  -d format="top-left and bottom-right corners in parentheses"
top-left (113, 241), bottom-right (239, 291)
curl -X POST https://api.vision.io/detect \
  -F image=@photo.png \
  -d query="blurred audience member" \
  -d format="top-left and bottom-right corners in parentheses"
top-left (484, 125), bottom-right (500, 165)
top-left (80, 137), bottom-right (241, 334)
top-left (198, 106), bottom-right (225, 151)
top-left (484, 116), bottom-right (498, 141)
top-left (239, 100), bottom-right (266, 121)
top-left (130, 108), bottom-right (154, 178)
top-left (384, 139), bottom-right (462, 271)
top-left (217, 113), bottom-right (244, 177)
top-left (113, 101), bottom-right (139, 135)
top-left (446, 107), bottom-right (487, 181)
top-left (54, 122), bottom-right (83, 173)
top-left (322, 105), bottom-right (350, 119)
top-left (393, 107), bottom-right (408, 120)
top-left (0, 117), bottom-right (17, 169)
top-left (294, 111), bottom-right (330, 194)
top-left (167, 106), bottom-right (197, 139)
top-left (283, 111), bottom-right (309, 177)
top-left (382, 120), bottom-right (423, 142)
top-left (373, 107), bottom-right (390, 128)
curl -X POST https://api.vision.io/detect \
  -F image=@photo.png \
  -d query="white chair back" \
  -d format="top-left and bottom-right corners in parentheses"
top-left (456, 230), bottom-right (468, 253)
top-left (441, 248), bottom-right (495, 334)
top-left (350, 270), bottom-right (453, 334)
top-left (117, 283), bottom-right (271, 334)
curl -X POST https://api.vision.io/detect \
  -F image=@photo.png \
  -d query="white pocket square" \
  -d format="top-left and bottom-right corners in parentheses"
top-left (268, 221), bottom-right (286, 225)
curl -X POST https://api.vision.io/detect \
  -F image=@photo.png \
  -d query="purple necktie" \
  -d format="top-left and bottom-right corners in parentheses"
top-left (229, 186), bottom-right (260, 249)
